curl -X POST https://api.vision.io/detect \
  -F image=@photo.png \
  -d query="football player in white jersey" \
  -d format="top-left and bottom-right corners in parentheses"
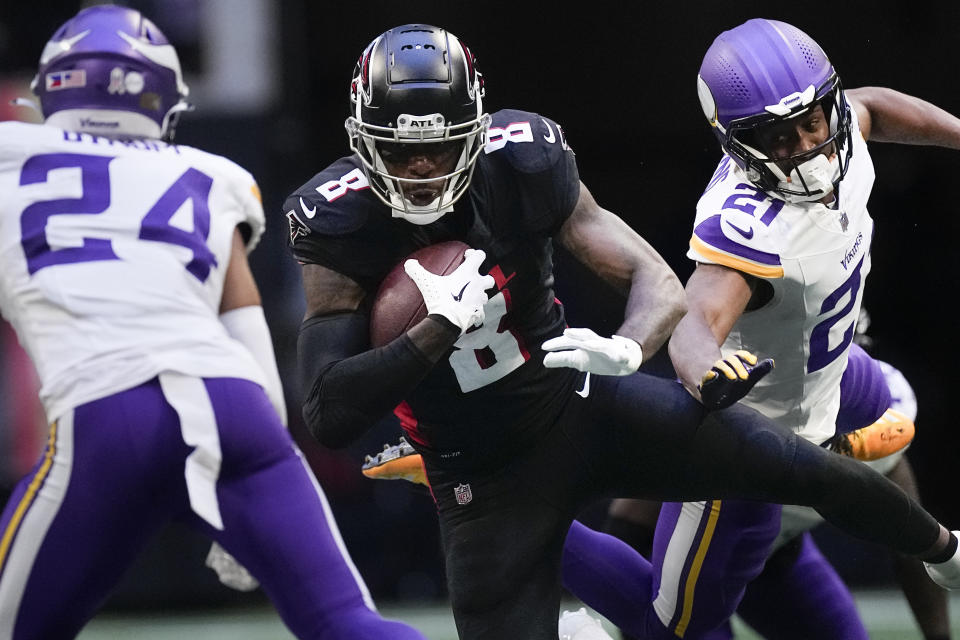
top-left (0, 6), bottom-right (428, 639)
top-left (560, 18), bottom-right (960, 640)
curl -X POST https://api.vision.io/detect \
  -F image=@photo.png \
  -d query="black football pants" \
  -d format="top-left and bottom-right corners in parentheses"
top-left (425, 370), bottom-right (939, 640)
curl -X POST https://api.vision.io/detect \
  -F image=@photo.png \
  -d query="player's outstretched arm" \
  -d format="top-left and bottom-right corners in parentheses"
top-left (847, 87), bottom-right (960, 148)
top-left (556, 181), bottom-right (685, 361)
top-left (668, 263), bottom-right (756, 401)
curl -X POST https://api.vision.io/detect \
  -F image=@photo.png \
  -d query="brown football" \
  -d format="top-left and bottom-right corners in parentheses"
top-left (369, 240), bottom-right (470, 347)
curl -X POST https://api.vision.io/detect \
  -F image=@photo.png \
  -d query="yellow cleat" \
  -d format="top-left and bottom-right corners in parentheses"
top-left (361, 437), bottom-right (428, 486)
top-left (828, 408), bottom-right (915, 461)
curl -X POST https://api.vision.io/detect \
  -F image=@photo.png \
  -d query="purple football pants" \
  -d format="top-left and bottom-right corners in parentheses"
top-left (0, 375), bottom-right (425, 640)
top-left (562, 344), bottom-right (887, 639)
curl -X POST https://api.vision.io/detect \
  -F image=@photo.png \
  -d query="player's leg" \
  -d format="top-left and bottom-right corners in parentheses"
top-left (171, 375), bottom-right (425, 640)
top-left (735, 532), bottom-right (869, 640)
top-left (641, 499), bottom-right (780, 639)
top-left (562, 519), bottom-right (656, 633)
top-left (590, 373), bottom-right (952, 578)
top-left (0, 380), bottom-right (188, 639)
top-left (427, 414), bottom-right (590, 640)
top-left (884, 456), bottom-right (952, 640)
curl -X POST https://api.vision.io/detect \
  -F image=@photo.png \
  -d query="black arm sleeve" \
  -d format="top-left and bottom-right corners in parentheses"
top-left (297, 312), bottom-right (448, 448)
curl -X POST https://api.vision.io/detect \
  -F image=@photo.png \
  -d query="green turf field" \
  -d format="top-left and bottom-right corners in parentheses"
top-left (76, 590), bottom-right (960, 639)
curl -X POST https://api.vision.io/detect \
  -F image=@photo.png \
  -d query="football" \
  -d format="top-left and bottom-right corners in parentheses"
top-left (369, 240), bottom-right (470, 347)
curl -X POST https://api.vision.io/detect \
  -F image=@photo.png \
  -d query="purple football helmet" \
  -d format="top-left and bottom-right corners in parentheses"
top-left (31, 5), bottom-right (190, 140)
top-left (697, 19), bottom-right (853, 201)
top-left (346, 24), bottom-right (490, 223)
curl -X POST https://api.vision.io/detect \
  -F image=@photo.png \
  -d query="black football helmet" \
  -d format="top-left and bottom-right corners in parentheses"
top-left (346, 24), bottom-right (490, 223)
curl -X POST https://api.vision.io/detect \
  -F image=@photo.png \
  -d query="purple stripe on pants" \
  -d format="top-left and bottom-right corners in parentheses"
top-left (653, 500), bottom-right (781, 639)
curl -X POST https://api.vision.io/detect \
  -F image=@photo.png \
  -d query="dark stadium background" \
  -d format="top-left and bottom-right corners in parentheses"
top-left (1, 0), bottom-right (958, 614)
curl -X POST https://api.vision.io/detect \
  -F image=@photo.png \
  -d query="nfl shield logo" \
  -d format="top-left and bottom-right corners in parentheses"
top-left (453, 483), bottom-right (473, 505)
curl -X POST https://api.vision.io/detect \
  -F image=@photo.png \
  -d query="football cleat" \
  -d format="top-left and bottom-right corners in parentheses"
top-left (205, 542), bottom-right (259, 592)
top-left (924, 531), bottom-right (960, 590)
top-left (361, 437), bottom-right (428, 486)
top-left (826, 408), bottom-right (914, 461)
top-left (558, 608), bottom-right (615, 640)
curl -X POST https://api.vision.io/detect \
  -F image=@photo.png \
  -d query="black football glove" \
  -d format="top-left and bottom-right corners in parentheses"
top-left (698, 350), bottom-right (774, 411)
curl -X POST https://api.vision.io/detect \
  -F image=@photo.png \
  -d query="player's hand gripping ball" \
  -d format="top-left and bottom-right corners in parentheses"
top-left (369, 241), bottom-right (494, 346)
top-left (698, 350), bottom-right (774, 410)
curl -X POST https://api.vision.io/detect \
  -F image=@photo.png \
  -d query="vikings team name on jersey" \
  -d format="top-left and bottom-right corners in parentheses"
top-left (841, 232), bottom-right (864, 271)
top-left (686, 107), bottom-right (877, 444)
top-left (62, 129), bottom-right (180, 153)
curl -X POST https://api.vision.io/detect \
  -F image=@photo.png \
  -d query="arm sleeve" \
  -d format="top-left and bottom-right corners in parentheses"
top-left (221, 305), bottom-right (287, 426)
top-left (297, 312), bottom-right (453, 448)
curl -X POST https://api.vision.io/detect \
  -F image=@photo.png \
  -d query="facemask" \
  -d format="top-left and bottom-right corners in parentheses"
top-left (777, 153), bottom-right (840, 203)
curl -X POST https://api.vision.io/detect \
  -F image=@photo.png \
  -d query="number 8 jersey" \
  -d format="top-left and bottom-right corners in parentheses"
top-left (687, 109), bottom-right (876, 444)
top-left (0, 121), bottom-right (267, 421)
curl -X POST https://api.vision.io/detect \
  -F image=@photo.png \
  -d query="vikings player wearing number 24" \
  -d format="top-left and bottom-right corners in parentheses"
top-left (289, 24), bottom-right (960, 640)
top-left (0, 6), bottom-right (429, 640)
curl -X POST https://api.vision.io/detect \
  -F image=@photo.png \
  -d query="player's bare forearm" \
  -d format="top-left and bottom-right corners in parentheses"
top-left (668, 311), bottom-right (721, 398)
top-left (558, 181), bottom-right (685, 359)
top-left (668, 263), bottom-right (754, 397)
top-left (849, 87), bottom-right (960, 148)
top-left (617, 258), bottom-right (686, 359)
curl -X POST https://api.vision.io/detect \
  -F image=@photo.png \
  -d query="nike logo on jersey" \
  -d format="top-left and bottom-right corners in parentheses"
top-left (576, 372), bottom-right (591, 398)
top-left (452, 283), bottom-right (469, 301)
top-left (299, 197), bottom-right (316, 219)
top-left (724, 219), bottom-right (754, 240)
top-left (542, 118), bottom-right (556, 143)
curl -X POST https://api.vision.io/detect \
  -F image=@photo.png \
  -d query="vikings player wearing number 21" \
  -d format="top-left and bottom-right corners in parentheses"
top-left (558, 19), bottom-right (960, 640)
top-left (0, 6), bottom-right (430, 640)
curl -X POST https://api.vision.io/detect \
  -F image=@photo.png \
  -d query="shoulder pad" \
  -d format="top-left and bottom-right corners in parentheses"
top-left (282, 156), bottom-right (380, 238)
top-left (688, 178), bottom-right (786, 279)
top-left (483, 109), bottom-right (571, 173)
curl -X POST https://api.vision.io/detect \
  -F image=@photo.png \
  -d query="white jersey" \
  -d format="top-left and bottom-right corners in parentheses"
top-left (687, 110), bottom-right (875, 444)
top-left (0, 121), bottom-right (267, 420)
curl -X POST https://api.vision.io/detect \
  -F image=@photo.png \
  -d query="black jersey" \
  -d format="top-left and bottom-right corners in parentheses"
top-left (285, 109), bottom-right (583, 469)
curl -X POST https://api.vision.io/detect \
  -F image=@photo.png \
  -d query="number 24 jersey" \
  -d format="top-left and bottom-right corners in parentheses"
top-left (0, 121), bottom-right (267, 420)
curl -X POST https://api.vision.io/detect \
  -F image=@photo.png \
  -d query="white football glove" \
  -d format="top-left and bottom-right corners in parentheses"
top-left (404, 248), bottom-right (495, 335)
top-left (542, 328), bottom-right (643, 376)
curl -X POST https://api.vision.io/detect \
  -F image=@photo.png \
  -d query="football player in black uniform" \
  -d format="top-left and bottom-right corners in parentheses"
top-left (285, 24), bottom-right (960, 640)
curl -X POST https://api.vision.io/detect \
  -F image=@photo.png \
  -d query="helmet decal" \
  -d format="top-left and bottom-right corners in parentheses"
top-left (32, 5), bottom-right (190, 140)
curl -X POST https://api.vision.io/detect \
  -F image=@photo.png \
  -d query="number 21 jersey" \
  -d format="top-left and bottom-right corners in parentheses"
top-left (687, 109), bottom-right (875, 444)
